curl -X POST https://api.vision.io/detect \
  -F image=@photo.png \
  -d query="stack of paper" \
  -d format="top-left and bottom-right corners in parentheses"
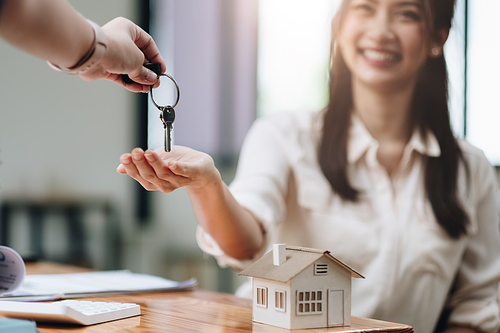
top-left (0, 270), bottom-right (197, 301)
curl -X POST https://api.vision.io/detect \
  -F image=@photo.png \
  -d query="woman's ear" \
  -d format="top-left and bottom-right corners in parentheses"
top-left (429, 28), bottom-right (450, 58)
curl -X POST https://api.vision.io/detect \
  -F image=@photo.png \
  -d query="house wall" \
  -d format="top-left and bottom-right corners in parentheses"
top-left (252, 278), bottom-right (292, 329)
top-left (289, 258), bottom-right (352, 329)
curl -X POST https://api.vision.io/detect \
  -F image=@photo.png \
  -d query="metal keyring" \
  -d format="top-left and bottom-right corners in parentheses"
top-left (150, 73), bottom-right (180, 109)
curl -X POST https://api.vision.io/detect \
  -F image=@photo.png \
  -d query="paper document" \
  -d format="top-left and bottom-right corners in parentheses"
top-left (0, 270), bottom-right (197, 301)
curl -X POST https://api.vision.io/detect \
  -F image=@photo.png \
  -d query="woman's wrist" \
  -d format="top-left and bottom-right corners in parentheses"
top-left (47, 20), bottom-right (107, 75)
top-left (186, 168), bottom-right (224, 196)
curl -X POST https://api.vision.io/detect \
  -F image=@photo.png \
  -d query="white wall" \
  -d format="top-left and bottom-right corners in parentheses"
top-left (466, 0), bottom-right (500, 165)
top-left (0, 1), bottom-right (135, 202)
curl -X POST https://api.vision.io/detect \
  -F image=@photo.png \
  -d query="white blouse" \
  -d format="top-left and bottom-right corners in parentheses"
top-left (196, 111), bottom-right (500, 333)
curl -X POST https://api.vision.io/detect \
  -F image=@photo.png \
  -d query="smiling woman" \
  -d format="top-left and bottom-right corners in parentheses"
top-left (256, 0), bottom-right (466, 136)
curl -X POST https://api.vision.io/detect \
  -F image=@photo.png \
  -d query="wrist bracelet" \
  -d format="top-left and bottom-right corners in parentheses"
top-left (48, 20), bottom-right (107, 75)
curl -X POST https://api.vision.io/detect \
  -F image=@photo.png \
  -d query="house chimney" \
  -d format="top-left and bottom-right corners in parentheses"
top-left (273, 244), bottom-right (286, 266)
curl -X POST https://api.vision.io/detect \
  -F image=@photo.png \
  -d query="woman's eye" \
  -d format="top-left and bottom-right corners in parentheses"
top-left (353, 4), bottom-right (375, 14)
top-left (397, 10), bottom-right (422, 21)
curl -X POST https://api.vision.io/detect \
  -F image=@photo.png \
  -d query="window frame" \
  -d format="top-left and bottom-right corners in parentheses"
top-left (256, 286), bottom-right (268, 308)
top-left (275, 290), bottom-right (286, 312)
top-left (296, 290), bottom-right (324, 316)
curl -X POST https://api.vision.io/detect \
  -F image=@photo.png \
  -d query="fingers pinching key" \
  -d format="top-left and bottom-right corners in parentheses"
top-left (160, 107), bottom-right (175, 152)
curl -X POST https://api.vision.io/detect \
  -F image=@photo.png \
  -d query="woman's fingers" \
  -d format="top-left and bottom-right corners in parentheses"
top-left (118, 146), bottom-right (216, 192)
top-left (143, 150), bottom-right (176, 179)
top-left (116, 162), bottom-right (127, 174)
top-left (130, 148), bottom-right (160, 182)
top-left (119, 148), bottom-right (180, 193)
top-left (143, 150), bottom-right (193, 190)
top-left (119, 152), bottom-right (160, 191)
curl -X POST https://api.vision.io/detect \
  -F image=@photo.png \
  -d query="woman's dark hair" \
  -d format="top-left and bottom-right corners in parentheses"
top-left (318, 0), bottom-right (469, 239)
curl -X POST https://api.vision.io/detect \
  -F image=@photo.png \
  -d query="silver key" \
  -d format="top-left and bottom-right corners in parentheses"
top-left (160, 106), bottom-right (175, 152)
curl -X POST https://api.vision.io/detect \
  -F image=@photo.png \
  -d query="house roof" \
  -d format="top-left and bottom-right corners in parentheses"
top-left (239, 245), bottom-right (364, 283)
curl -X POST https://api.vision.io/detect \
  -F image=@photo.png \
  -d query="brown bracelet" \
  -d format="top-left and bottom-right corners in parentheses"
top-left (47, 20), bottom-right (108, 75)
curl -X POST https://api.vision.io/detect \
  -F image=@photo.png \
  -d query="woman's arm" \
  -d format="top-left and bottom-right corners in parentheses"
top-left (117, 146), bottom-right (264, 260)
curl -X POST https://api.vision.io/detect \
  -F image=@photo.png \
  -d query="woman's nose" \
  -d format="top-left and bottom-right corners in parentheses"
top-left (367, 11), bottom-right (395, 42)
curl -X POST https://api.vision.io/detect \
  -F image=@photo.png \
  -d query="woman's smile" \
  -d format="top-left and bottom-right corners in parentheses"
top-left (360, 48), bottom-right (402, 66)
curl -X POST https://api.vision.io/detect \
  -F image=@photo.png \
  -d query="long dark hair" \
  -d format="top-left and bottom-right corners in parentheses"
top-left (318, 0), bottom-right (469, 239)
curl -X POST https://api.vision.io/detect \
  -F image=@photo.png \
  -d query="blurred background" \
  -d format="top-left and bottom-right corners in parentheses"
top-left (0, 0), bottom-right (498, 295)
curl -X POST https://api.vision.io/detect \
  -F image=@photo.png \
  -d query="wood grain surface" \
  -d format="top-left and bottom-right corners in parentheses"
top-left (21, 262), bottom-right (413, 333)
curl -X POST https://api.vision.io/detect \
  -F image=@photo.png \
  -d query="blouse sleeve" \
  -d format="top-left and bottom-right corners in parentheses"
top-left (447, 151), bottom-right (500, 332)
top-left (196, 115), bottom-right (294, 271)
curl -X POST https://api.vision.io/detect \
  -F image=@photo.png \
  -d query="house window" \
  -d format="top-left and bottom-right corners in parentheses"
top-left (256, 287), bottom-right (268, 308)
top-left (314, 263), bottom-right (328, 275)
top-left (275, 290), bottom-right (286, 312)
top-left (297, 290), bottom-right (323, 315)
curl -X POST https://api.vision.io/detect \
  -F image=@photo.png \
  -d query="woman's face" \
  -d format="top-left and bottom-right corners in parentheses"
top-left (337, 0), bottom-right (433, 90)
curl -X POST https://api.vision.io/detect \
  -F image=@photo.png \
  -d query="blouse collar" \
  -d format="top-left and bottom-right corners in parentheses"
top-left (347, 114), bottom-right (441, 165)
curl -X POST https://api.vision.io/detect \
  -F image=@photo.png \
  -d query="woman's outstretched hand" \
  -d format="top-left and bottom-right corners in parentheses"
top-left (117, 146), bottom-right (221, 193)
top-left (118, 145), bottom-right (265, 260)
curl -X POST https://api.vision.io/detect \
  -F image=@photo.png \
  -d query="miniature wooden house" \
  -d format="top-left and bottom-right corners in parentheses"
top-left (239, 244), bottom-right (364, 330)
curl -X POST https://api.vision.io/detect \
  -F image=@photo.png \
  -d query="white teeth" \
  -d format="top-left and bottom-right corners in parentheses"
top-left (363, 49), bottom-right (399, 62)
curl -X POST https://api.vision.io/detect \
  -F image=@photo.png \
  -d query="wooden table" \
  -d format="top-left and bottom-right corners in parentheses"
top-left (24, 262), bottom-right (413, 333)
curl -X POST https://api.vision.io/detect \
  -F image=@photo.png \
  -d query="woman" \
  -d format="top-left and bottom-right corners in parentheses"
top-left (117, 0), bottom-right (500, 332)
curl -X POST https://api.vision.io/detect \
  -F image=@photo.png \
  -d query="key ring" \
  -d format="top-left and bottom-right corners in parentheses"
top-left (150, 73), bottom-right (180, 110)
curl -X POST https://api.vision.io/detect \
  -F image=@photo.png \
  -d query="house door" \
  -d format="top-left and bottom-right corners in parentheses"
top-left (327, 290), bottom-right (344, 327)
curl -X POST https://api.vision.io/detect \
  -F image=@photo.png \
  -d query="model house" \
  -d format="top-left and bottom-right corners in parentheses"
top-left (239, 244), bottom-right (364, 330)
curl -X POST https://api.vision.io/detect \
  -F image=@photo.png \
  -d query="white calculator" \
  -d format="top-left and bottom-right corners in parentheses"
top-left (0, 299), bottom-right (141, 325)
